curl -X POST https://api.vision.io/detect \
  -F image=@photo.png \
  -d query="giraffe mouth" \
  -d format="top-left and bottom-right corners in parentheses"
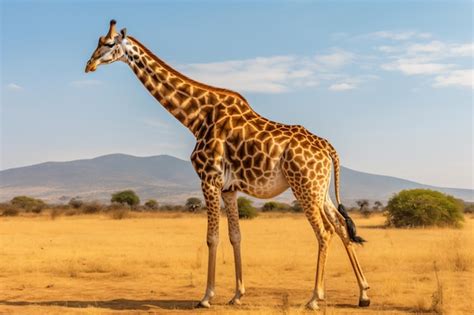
top-left (85, 61), bottom-right (97, 73)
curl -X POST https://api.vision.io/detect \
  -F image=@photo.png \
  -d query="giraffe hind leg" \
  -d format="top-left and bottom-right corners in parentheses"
top-left (289, 183), bottom-right (334, 310)
top-left (324, 197), bottom-right (370, 307)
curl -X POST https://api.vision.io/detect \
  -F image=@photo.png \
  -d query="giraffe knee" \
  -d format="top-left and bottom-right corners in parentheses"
top-left (229, 232), bottom-right (241, 246)
top-left (318, 231), bottom-right (333, 249)
top-left (207, 234), bottom-right (219, 247)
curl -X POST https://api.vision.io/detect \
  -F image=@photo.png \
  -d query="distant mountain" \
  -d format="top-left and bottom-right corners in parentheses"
top-left (0, 153), bottom-right (472, 205)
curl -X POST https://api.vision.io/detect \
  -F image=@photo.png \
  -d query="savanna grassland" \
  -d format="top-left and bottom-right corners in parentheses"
top-left (0, 212), bottom-right (472, 314)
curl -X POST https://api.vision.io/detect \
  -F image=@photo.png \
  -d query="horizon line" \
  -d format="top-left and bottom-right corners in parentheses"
top-left (1, 152), bottom-right (472, 191)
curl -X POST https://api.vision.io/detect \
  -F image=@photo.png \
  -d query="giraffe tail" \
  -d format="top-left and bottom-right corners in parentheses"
top-left (327, 142), bottom-right (366, 244)
top-left (337, 204), bottom-right (366, 244)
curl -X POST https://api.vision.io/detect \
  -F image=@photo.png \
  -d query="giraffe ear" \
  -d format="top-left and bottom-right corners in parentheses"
top-left (120, 28), bottom-right (127, 38)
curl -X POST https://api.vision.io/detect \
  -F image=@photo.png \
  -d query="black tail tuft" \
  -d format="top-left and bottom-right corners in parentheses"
top-left (337, 204), bottom-right (366, 244)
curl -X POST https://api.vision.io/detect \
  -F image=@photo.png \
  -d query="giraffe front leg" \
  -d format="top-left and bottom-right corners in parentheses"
top-left (197, 181), bottom-right (221, 308)
top-left (222, 191), bottom-right (245, 305)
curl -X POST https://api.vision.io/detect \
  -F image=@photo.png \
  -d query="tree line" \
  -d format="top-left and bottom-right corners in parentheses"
top-left (0, 189), bottom-right (470, 227)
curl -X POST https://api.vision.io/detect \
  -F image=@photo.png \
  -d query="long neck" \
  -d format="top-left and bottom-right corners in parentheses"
top-left (122, 36), bottom-right (249, 136)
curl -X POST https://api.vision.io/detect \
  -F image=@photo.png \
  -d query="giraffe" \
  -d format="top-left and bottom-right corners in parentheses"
top-left (85, 20), bottom-right (370, 310)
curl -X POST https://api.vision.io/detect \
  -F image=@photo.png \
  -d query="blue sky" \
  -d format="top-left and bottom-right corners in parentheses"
top-left (1, 1), bottom-right (472, 189)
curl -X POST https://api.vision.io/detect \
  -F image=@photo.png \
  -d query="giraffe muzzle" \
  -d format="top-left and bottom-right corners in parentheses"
top-left (85, 60), bottom-right (97, 73)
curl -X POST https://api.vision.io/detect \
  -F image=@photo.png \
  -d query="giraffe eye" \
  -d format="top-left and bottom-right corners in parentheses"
top-left (104, 42), bottom-right (115, 48)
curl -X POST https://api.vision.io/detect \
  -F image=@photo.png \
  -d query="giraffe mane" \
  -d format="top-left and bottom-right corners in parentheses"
top-left (127, 36), bottom-right (250, 105)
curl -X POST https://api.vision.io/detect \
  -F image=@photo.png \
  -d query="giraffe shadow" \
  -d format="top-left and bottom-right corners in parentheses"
top-left (0, 299), bottom-right (198, 311)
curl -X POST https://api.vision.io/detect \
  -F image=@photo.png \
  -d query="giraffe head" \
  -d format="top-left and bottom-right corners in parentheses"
top-left (85, 20), bottom-right (127, 73)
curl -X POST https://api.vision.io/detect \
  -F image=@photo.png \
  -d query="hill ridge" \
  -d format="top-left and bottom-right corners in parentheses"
top-left (0, 154), bottom-right (472, 204)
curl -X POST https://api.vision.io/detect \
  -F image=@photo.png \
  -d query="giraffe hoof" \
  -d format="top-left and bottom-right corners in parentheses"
top-left (359, 299), bottom-right (370, 307)
top-left (228, 298), bottom-right (242, 305)
top-left (306, 300), bottom-right (320, 310)
top-left (196, 300), bottom-right (211, 308)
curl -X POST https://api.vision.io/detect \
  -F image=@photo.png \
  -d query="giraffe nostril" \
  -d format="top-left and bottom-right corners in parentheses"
top-left (85, 62), bottom-right (95, 73)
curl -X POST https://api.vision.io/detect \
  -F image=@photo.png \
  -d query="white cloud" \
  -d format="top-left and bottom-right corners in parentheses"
top-left (376, 35), bottom-right (472, 88)
top-left (449, 43), bottom-right (474, 57)
top-left (382, 59), bottom-right (454, 75)
top-left (5, 83), bottom-right (23, 91)
top-left (369, 31), bottom-right (432, 41)
top-left (70, 79), bottom-right (103, 88)
top-left (180, 50), bottom-right (359, 94)
top-left (181, 56), bottom-right (297, 93)
top-left (314, 51), bottom-right (354, 68)
top-left (407, 41), bottom-right (445, 54)
top-left (433, 69), bottom-right (473, 89)
top-left (377, 45), bottom-right (399, 53)
top-left (329, 83), bottom-right (356, 91)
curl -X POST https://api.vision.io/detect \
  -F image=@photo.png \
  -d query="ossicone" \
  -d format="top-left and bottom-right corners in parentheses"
top-left (106, 19), bottom-right (118, 39)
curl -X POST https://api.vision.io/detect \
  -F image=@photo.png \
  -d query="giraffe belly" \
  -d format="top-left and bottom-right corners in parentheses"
top-left (229, 164), bottom-right (290, 199)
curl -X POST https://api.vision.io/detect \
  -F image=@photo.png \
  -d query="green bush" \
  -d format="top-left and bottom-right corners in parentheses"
top-left (111, 190), bottom-right (140, 208)
top-left (237, 197), bottom-right (258, 219)
top-left (144, 199), bottom-right (159, 210)
top-left (11, 196), bottom-right (46, 213)
top-left (386, 189), bottom-right (464, 228)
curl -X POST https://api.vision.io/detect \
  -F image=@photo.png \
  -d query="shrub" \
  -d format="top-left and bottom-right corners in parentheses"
top-left (50, 208), bottom-right (62, 220)
top-left (64, 208), bottom-right (79, 216)
top-left (82, 201), bottom-right (103, 214)
top-left (69, 198), bottom-right (84, 209)
top-left (160, 204), bottom-right (184, 211)
top-left (144, 199), bottom-right (159, 210)
top-left (1, 205), bottom-right (19, 216)
top-left (108, 208), bottom-right (130, 220)
top-left (185, 197), bottom-right (203, 212)
top-left (463, 202), bottom-right (474, 213)
top-left (237, 197), bottom-right (258, 219)
top-left (262, 201), bottom-right (292, 212)
top-left (262, 201), bottom-right (278, 212)
top-left (291, 200), bottom-right (303, 212)
top-left (111, 190), bottom-right (140, 208)
top-left (386, 189), bottom-right (464, 228)
top-left (11, 196), bottom-right (46, 213)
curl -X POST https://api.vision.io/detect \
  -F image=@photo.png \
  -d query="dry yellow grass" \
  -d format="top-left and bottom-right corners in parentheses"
top-left (0, 212), bottom-right (472, 314)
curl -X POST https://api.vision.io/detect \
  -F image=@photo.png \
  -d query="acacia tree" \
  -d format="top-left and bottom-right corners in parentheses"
top-left (373, 201), bottom-right (383, 212)
top-left (144, 199), bottom-right (159, 210)
top-left (186, 197), bottom-right (203, 212)
top-left (111, 190), bottom-right (140, 209)
top-left (237, 197), bottom-right (258, 219)
top-left (11, 196), bottom-right (46, 213)
top-left (356, 199), bottom-right (370, 212)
